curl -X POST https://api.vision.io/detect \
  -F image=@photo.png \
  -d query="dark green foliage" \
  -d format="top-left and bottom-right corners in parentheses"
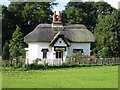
top-left (2, 2), bottom-right (57, 47)
top-left (62, 1), bottom-right (115, 31)
top-left (9, 25), bottom-right (25, 58)
top-left (62, 6), bottom-right (87, 24)
top-left (97, 47), bottom-right (109, 58)
top-left (17, 57), bottom-right (26, 67)
top-left (2, 60), bottom-right (12, 67)
top-left (67, 52), bottom-right (83, 58)
top-left (28, 64), bottom-right (44, 70)
top-left (24, 63), bottom-right (80, 70)
top-left (4, 63), bottom-right (118, 70)
top-left (94, 10), bottom-right (120, 57)
top-left (33, 58), bottom-right (41, 64)
top-left (2, 41), bottom-right (10, 60)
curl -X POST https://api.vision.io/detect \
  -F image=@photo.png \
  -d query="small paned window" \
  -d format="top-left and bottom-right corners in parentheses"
top-left (43, 51), bottom-right (47, 59)
top-left (56, 51), bottom-right (62, 58)
top-left (41, 49), bottom-right (49, 59)
top-left (73, 49), bottom-right (84, 54)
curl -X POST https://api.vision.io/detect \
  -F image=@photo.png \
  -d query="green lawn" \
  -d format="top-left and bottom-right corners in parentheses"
top-left (2, 66), bottom-right (118, 88)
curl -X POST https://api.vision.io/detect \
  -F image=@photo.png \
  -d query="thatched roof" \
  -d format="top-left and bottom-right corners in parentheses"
top-left (24, 24), bottom-right (95, 43)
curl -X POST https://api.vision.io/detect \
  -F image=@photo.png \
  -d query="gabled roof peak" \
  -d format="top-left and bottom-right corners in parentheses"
top-left (50, 31), bottom-right (70, 47)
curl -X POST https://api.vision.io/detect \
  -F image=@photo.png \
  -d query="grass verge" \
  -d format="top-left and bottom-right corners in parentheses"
top-left (2, 66), bottom-right (118, 88)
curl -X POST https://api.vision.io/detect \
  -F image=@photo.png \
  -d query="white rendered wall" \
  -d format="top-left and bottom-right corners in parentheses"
top-left (67, 43), bottom-right (90, 56)
top-left (28, 43), bottom-right (39, 64)
top-left (27, 42), bottom-right (91, 64)
top-left (28, 42), bottom-right (50, 64)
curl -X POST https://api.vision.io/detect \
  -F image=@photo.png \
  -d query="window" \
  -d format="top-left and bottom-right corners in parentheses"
top-left (41, 49), bottom-right (49, 59)
top-left (73, 49), bottom-right (83, 54)
top-left (43, 51), bottom-right (47, 59)
top-left (56, 51), bottom-right (62, 58)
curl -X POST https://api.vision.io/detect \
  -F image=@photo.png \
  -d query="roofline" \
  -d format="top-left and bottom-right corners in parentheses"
top-left (25, 41), bottom-right (95, 43)
top-left (50, 34), bottom-right (71, 47)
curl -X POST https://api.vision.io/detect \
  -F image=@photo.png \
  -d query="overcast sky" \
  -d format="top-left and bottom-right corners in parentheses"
top-left (0, 0), bottom-right (119, 12)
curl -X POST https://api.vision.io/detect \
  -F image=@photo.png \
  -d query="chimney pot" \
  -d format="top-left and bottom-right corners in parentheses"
top-left (53, 11), bottom-right (57, 21)
top-left (52, 11), bottom-right (63, 27)
top-left (58, 11), bottom-right (62, 21)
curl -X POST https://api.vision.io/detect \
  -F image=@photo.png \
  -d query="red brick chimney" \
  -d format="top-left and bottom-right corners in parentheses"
top-left (52, 11), bottom-right (62, 27)
top-left (53, 11), bottom-right (57, 21)
top-left (58, 11), bottom-right (62, 21)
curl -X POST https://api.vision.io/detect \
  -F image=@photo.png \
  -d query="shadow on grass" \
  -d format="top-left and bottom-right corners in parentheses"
top-left (2, 64), bottom-right (120, 71)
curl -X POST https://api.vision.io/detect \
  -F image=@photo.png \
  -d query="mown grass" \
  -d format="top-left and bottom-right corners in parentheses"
top-left (2, 66), bottom-right (118, 88)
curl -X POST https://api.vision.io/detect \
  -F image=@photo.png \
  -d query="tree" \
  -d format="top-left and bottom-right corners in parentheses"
top-left (62, 6), bottom-right (87, 24)
top-left (62, 1), bottom-right (115, 32)
top-left (9, 25), bottom-right (25, 59)
top-left (94, 10), bottom-right (120, 57)
top-left (2, 2), bottom-right (57, 47)
top-left (62, 1), bottom-right (116, 55)
top-left (2, 41), bottom-right (10, 60)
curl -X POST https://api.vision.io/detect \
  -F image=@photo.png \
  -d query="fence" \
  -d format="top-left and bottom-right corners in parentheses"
top-left (53, 59), bottom-right (63, 65)
top-left (39, 57), bottom-right (120, 65)
top-left (2, 57), bottom-right (120, 67)
top-left (39, 59), bottom-right (63, 65)
top-left (65, 57), bottom-right (120, 65)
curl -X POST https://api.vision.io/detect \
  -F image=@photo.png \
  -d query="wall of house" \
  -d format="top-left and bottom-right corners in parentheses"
top-left (27, 41), bottom-right (91, 64)
top-left (28, 43), bottom-right (38, 64)
top-left (67, 43), bottom-right (90, 56)
top-left (28, 42), bottom-right (50, 64)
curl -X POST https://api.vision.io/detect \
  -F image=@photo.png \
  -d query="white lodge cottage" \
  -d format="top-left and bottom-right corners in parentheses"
top-left (24, 11), bottom-right (95, 65)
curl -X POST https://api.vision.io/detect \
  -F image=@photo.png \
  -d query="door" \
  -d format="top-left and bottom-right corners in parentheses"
top-left (56, 51), bottom-right (63, 59)
top-left (55, 51), bottom-right (63, 65)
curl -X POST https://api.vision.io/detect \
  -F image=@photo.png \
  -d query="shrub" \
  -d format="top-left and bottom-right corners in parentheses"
top-left (68, 52), bottom-right (83, 58)
top-left (15, 68), bottom-right (28, 71)
top-left (17, 56), bottom-right (25, 68)
top-left (61, 63), bottom-right (70, 68)
top-left (28, 64), bottom-right (44, 70)
top-left (2, 41), bottom-right (10, 60)
top-left (2, 60), bottom-right (12, 68)
top-left (33, 58), bottom-right (41, 64)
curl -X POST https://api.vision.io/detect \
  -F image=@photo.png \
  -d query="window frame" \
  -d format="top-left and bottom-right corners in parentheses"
top-left (73, 49), bottom-right (84, 54)
top-left (41, 49), bottom-right (49, 59)
top-left (56, 51), bottom-right (63, 59)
